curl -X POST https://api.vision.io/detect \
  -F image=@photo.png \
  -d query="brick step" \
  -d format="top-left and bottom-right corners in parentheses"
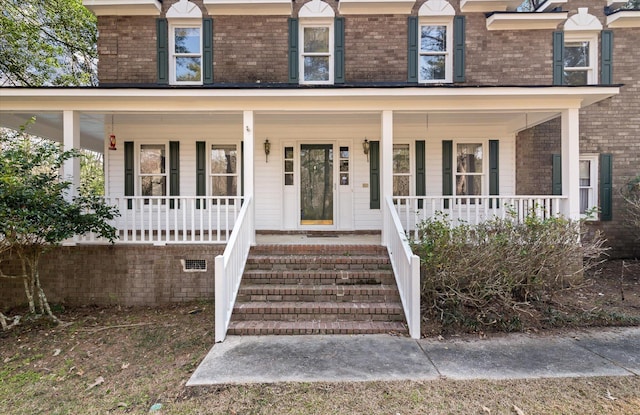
top-left (227, 320), bottom-right (407, 336)
top-left (241, 269), bottom-right (396, 285)
top-left (250, 244), bottom-right (387, 256)
top-left (231, 301), bottom-right (405, 322)
top-left (245, 255), bottom-right (391, 271)
top-left (236, 284), bottom-right (401, 303)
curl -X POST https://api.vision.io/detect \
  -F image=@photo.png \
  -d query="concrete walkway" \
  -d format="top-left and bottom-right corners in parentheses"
top-left (187, 327), bottom-right (640, 385)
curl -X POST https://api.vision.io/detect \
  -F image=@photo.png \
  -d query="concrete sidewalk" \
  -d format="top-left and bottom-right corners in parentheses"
top-left (187, 327), bottom-right (640, 385)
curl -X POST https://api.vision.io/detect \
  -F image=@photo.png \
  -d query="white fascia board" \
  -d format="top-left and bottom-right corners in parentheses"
top-left (459, 0), bottom-right (522, 13)
top-left (203, 0), bottom-right (292, 15)
top-left (607, 0), bottom-right (630, 8)
top-left (82, 0), bottom-right (161, 16)
top-left (535, 0), bottom-right (568, 12)
top-left (607, 11), bottom-right (640, 28)
top-left (0, 87), bottom-right (619, 113)
top-left (338, 0), bottom-right (416, 15)
top-left (486, 12), bottom-right (568, 30)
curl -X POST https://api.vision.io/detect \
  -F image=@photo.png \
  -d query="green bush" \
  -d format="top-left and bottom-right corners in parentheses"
top-left (410, 209), bottom-right (607, 331)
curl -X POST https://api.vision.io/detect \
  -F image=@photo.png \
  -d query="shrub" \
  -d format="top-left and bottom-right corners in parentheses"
top-left (620, 174), bottom-right (640, 238)
top-left (410, 209), bottom-right (607, 331)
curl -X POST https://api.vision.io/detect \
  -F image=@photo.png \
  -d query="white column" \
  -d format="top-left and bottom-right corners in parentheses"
top-left (243, 110), bottom-right (256, 245)
top-left (561, 108), bottom-right (580, 220)
top-left (63, 110), bottom-right (81, 200)
top-left (381, 110), bottom-right (393, 246)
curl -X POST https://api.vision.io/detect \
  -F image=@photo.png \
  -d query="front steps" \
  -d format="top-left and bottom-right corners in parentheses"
top-left (228, 244), bottom-right (408, 336)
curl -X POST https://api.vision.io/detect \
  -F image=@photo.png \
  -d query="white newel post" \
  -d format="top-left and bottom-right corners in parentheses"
top-left (561, 108), bottom-right (580, 220)
top-left (381, 110), bottom-right (393, 246)
top-left (62, 110), bottom-right (81, 200)
top-left (243, 110), bottom-right (256, 245)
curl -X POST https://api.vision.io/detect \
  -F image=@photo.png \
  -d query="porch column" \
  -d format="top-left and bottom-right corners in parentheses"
top-left (561, 108), bottom-right (580, 220)
top-left (62, 110), bottom-right (81, 200)
top-left (381, 110), bottom-right (393, 246)
top-left (243, 110), bottom-right (256, 245)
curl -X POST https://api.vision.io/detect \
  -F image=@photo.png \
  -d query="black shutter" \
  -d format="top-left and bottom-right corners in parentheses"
top-left (600, 154), bottom-right (613, 221)
top-left (601, 30), bottom-right (613, 85)
top-left (552, 154), bottom-right (562, 195)
top-left (169, 141), bottom-right (179, 209)
top-left (489, 140), bottom-right (499, 208)
top-left (157, 18), bottom-right (169, 84)
top-left (442, 140), bottom-right (453, 208)
top-left (124, 142), bottom-right (134, 209)
top-left (407, 16), bottom-right (418, 83)
top-left (552, 31), bottom-right (564, 86)
top-left (334, 17), bottom-right (345, 84)
top-left (203, 18), bottom-right (214, 84)
top-left (288, 18), bottom-right (299, 84)
top-left (415, 141), bottom-right (425, 209)
top-left (196, 141), bottom-right (206, 209)
top-left (453, 16), bottom-right (466, 83)
top-left (369, 141), bottom-right (380, 209)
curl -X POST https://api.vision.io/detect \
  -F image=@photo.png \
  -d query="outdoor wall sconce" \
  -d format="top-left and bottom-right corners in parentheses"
top-left (264, 139), bottom-right (271, 162)
top-left (109, 134), bottom-right (117, 151)
top-left (362, 138), bottom-right (370, 162)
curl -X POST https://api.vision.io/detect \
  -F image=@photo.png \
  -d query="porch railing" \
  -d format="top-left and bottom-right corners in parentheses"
top-left (384, 196), bottom-right (421, 339)
top-left (73, 196), bottom-right (244, 244)
top-left (393, 195), bottom-right (567, 241)
top-left (215, 195), bottom-right (254, 343)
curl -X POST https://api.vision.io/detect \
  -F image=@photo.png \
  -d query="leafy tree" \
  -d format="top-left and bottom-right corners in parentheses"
top-left (80, 150), bottom-right (105, 197)
top-left (0, 0), bottom-right (97, 86)
top-left (0, 122), bottom-right (118, 329)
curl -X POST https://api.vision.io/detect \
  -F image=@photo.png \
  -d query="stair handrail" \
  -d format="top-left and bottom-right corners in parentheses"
top-left (384, 196), bottom-right (421, 339)
top-left (215, 196), bottom-right (254, 343)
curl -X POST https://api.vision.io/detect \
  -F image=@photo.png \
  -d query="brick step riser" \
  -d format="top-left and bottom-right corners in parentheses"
top-left (244, 263), bottom-right (392, 272)
top-left (227, 327), bottom-right (401, 336)
top-left (240, 276), bottom-right (397, 285)
top-left (231, 313), bottom-right (406, 322)
top-left (236, 293), bottom-right (401, 303)
top-left (250, 246), bottom-right (387, 256)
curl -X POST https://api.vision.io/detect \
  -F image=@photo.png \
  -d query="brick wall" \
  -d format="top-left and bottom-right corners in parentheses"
top-left (0, 245), bottom-right (223, 310)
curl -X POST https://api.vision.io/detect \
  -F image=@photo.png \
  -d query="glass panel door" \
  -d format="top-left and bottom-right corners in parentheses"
top-left (300, 144), bottom-right (333, 225)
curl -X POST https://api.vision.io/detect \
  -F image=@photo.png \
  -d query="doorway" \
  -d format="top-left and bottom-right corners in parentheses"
top-left (300, 144), bottom-right (334, 225)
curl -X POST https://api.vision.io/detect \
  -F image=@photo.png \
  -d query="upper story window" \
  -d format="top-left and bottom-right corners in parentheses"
top-left (419, 20), bottom-right (452, 83)
top-left (296, 0), bottom-right (336, 85)
top-left (171, 24), bottom-right (202, 84)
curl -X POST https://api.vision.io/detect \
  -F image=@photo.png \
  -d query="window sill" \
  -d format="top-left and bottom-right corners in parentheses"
top-left (459, 0), bottom-right (522, 13)
top-left (486, 11), bottom-right (568, 31)
top-left (606, 10), bottom-right (640, 28)
top-left (83, 0), bottom-right (162, 16)
top-left (338, 0), bottom-right (416, 15)
top-left (203, 0), bottom-right (292, 15)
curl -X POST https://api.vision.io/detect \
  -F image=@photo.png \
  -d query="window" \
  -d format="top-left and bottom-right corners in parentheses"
top-left (455, 143), bottom-right (483, 201)
top-left (284, 146), bottom-right (294, 186)
top-left (579, 155), bottom-right (598, 216)
top-left (563, 35), bottom-right (597, 85)
top-left (339, 146), bottom-right (349, 186)
top-left (139, 144), bottom-right (167, 198)
top-left (419, 21), bottom-right (452, 83)
top-left (170, 24), bottom-right (202, 84)
top-left (300, 22), bottom-right (333, 84)
top-left (210, 145), bottom-right (238, 200)
top-left (393, 144), bottom-right (411, 199)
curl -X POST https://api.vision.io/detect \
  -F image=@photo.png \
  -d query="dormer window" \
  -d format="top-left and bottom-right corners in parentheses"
top-left (171, 24), bottom-right (202, 84)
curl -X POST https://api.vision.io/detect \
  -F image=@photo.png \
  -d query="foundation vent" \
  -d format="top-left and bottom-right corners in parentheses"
top-left (182, 259), bottom-right (207, 272)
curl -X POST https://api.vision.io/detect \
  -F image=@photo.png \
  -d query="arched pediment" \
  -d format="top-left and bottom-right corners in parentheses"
top-left (167, 0), bottom-right (203, 19)
top-left (299, 0), bottom-right (335, 18)
top-left (418, 0), bottom-right (455, 16)
top-left (565, 8), bottom-right (602, 31)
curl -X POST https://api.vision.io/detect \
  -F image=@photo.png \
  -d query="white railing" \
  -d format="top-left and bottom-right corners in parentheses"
top-left (215, 196), bottom-right (254, 343)
top-left (393, 195), bottom-right (567, 241)
top-left (73, 196), bottom-right (243, 244)
top-left (384, 196), bottom-right (421, 340)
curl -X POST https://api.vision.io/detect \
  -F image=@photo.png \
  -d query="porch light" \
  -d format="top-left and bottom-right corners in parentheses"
top-left (264, 139), bottom-right (271, 162)
top-left (362, 138), bottom-right (370, 162)
top-left (109, 134), bottom-right (117, 151)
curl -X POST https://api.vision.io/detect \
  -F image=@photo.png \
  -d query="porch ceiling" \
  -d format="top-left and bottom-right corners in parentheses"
top-left (0, 86), bottom-right (619, 151)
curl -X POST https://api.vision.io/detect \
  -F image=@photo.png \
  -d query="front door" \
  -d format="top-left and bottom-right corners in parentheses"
top-left (300, 144), bottom-right (333, 225)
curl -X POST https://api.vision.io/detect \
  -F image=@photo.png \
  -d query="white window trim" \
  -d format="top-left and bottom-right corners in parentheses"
top-left (169, 19), bottom-right (203, 86)
top-left (418, 17), bottom-right (453, 84)
top-left (138, 143), bottom-right (168, 198)
top-left (299, 18), bottom-right (334, 85)
top-left (564, 32), bottom-right (598, 86)
top-left (453, 140), bottom-right (486, 197)
top-left (580, 154), bottom-right (599, 219)
top-left (208, 142), bottom-right (241, 198)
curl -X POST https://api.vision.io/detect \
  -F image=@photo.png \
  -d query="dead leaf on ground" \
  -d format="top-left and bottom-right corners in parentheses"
top-left (53, 348), bottom-right (61, 356)
top-left (606, 390), bottom-right (618, 401)
top-left (121, 362), bottom-right (130, 370)
top-left (86, 376), bottom-right (104, 391)
top-left (482, 406), bottom-right (491, 413)
top-left (513, 404), bottom-right (525, 415)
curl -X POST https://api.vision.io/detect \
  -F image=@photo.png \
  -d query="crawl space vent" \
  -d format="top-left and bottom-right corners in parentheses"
top-left (182, 259), bottom-right (207, 272)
